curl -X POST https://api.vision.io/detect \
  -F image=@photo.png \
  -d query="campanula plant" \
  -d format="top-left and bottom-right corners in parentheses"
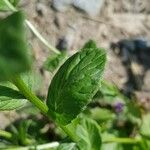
top-left (0, 1), bottom-right (149, 150)
top-left (0, 4), bottom-right (106, 149)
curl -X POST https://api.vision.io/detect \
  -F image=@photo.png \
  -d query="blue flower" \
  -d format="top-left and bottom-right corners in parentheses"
top-left (114, 102), bottom-right (124, 113)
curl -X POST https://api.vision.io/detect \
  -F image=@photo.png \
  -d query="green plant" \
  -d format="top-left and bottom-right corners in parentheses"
top-left (0, 1), bottom-right (149, 150)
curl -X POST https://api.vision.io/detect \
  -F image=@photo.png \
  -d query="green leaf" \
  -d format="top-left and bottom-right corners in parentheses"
top-left (43, 52), bottom-right (67, 72)
top-left (18, 120), bottom-right (34, 145)
top-left (64, 117), bottom-right (102, 150)
top-left (0, 85), bottom-right (27, 110)
top-left (82, 40), bottom-right (97, 49)
top-left (9, 0), bottom-right (20, 6)
top-left (76, 118), bottom-right (102, 150)
top-left (57, 143), bottom-right (78, 150)
top-left (21, 70), bottom-right (43, 93)
top-left (100, 81), bottom-right (119, 98)
top-left (47, 47), bottom-right (106, 125)
top-left (140, 113), bottom-right (150, 138)
top-left (89, 108), bottom-right (115, 123)
top-left (101, 143), bottom-right (123, 150)
top-left (126, 101), bottom-right (142, 125)
top-left (0, 0), bottom-right (20, 11)
top-left (94, 81), bottom-right (119, 102)
top-left (141, 137), bottom-right (150, 150)
top-left (0, 1), bottom-right (9, 11)
top-left (101, 133), bottom-right (123, 150)
top-left (0, 11), bottom-right (31, 81)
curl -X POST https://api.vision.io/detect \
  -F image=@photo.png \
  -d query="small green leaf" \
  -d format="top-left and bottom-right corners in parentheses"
top-left (0, 0), bottom-right (20, 11)
top-left (43, 52), bottom-right (67, 72)
top-left (101, 143), bottom-right (123, 150)
top-left (126, 101), bottom-right (142, 125)
top-left (18, 120), bottom-right (33, 145)
top-left (0, 0), bottom-right (9, 11)
top-left (140, 137), bottom-right (150, 150)
top-left (47, 47), bottom-right (106, 125)
top-left (82, 40), bottom-right (97, 49)
top-left (0, 85), bottom-right (27, 110)
top-left (57, 143), bottom-right (78, 150)
top-left (101, 133), bottom-right (123, 150)
top-left (94, 81), bottom-right (119, 101)
top-left (0, 11), bottom-right (31, 81)
top-left (76, 118), bottom-right (102, 150)
top-left (64, 117), bottom-right (102, 150)
top-left (100, 81), bottom-right (119, 97)
top-left (21, 70), bottom-right (43, 93)
top-left (140, 113), bottom-right (150, 138)
top-left (89, 108), bottom-right (115, 123)
top-left (9, 0), bottom-right (20, 6)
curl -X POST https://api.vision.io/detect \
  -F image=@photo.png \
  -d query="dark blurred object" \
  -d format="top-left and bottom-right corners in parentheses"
top-left (110, 39), bottom-right (150, 66)
top-left (36, 1), bottom-right (47, 17)
top-left (56, 37), bottom-right (68, 51)
top-left (110, 38), bottom-right (150, 95)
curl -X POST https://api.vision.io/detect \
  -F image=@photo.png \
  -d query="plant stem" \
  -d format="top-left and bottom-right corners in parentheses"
top-left (11, 76), bottom-right (79, 143)
top-left (103, 137), bottom-right (141, 144)
top-left (60, 125), bottom-right (78, 143)
top-left (12, 76), bottom-right (48, 115)
top-left (11, 76), bottom-right (142, 145)
top-left (3, 0), bottom-right (17, 11)
top-left (25, 20), bottom-right (60, 54)
top-left (0, 129), bottom-right (12, 140)
top-left (3, 142), bottom-right (59, 150)
top-left (4, 0), bottom-right (60, 54)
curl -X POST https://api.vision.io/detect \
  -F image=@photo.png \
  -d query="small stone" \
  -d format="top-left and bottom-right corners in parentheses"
top-left (73, 0), bottom-right (104, 16)
top-left (52, 0), bottom-right (72, 12)
top-left (52, 0), bottom-right (104, 16)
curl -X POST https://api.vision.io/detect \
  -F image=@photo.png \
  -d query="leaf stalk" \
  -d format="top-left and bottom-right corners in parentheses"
top-left (103, 137), bottom-right (141, 144)
top-left (12, 76), bottom-right (48, 115)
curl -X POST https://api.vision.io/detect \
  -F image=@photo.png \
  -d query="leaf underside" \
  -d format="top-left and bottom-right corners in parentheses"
top-left (0, 85), bottom-right (26, 110)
